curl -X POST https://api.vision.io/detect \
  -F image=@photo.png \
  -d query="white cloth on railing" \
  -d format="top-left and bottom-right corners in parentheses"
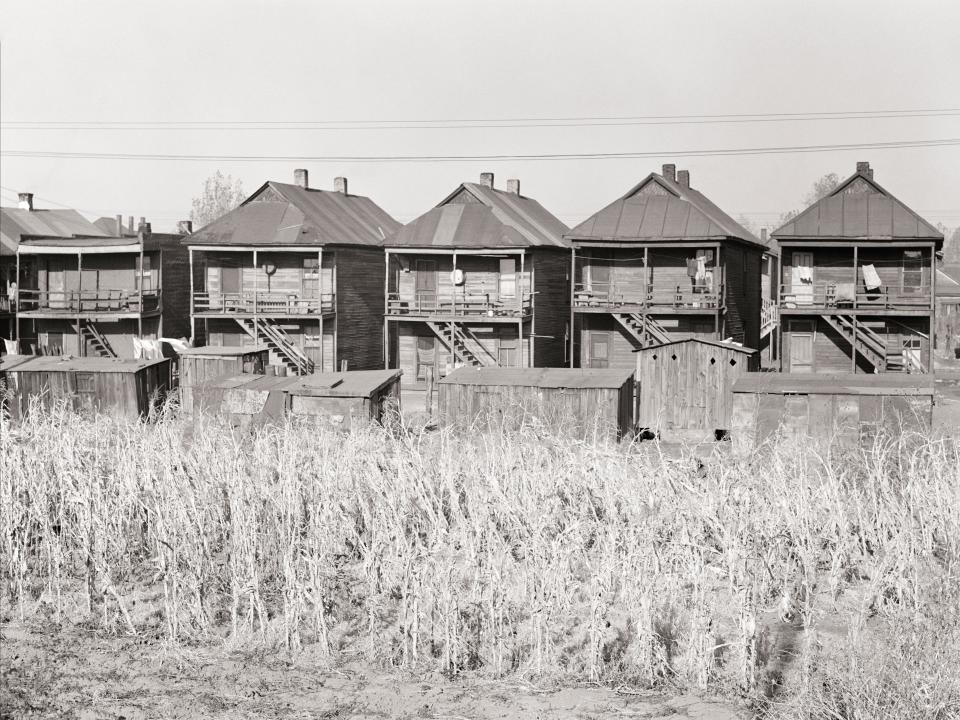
top-left (797, 265), bottom-right (813, 283)
top-left (834, 282), bottom-right (856, 303)
top-left (2, 338), bottom-right (17, 355)
top-left (158, 337), bottom-right (191, 354)
top-left (862, 264), bottom-right (882, 291)
top-left (132, 336), bottom-right (144, 359)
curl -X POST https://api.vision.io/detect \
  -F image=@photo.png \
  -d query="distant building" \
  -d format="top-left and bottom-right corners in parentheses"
top-left (936, 263), bottom-right (960, 358)
top-left (566, 164), bottom-right (768, 369)
top-left (772, 162), bottom-right (943, 374)
top-left (185, 170), bottom-right (400, 374)
top-left (383, 173), bottom-right (570, 385)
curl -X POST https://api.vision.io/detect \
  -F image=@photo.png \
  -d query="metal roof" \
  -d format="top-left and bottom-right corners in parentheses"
top-left (0, 355), bottom-right (169, 374)
top-left (386, 183), bottom-right (569, 249)
top-left (566, 172), bottom-right (765, 249)
top-left (634, 337), bottom-right (758, 355)
top-left (771, 168), bottom-right (943, 243)
top-left (732, 372), bottom-right (934, 396)
top-left (179, 345), bottom-right (270, 357)
top-left (204, 369), bottom-right (401, 398)
top-left (937, 265), bottom-right (960, 298)
top-left (1, 206), bottom-right (107, 256)
top-left (186, 181), bottom-right (400, 248)
top-left (93, 217), bottom-right (137, 237)
top-left (439, 366), bottom-right (634, 389)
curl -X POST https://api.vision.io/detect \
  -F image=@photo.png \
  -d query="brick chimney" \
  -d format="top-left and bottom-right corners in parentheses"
top-left (334, 176), bottom-right (348, 194)
top-left (661, 164), bottom-right (676, 182)
top-left (760, 228), bottom-right (768, 244)
top-left (137, 216), bottom-right (147, 233)
top-left (479, 172), bottom-right (494, 189)
top-left (177, 220), bottom-right (193, 235)
top-left (677, 169), bottom-right (690, 188)
top-left (506, 179), bottom-right (521, 195)
top-left (115, 214), bottom-right (124, 235)
top-left (17, 192), bottom-right (33, 211)
top-left (128, 216), bottom-right (135, 233)
top-left (856, 161), bottom-right (873, 180)
top-left (294, 168), bottom-right (309, 189)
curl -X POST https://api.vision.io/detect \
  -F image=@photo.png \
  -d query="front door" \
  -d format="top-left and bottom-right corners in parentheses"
top-left (789, 320), bottom-right (814, 373)
top-left (589, 332), bottom-right (610, 368)
top-left (415, 260), bottom-right (437, 311)
top-left (46, 257), bottom-right (67, 309)
top-left (221, 264), bottom-right (241, 295)
top-left (790, 252), bottom-right (814, 305)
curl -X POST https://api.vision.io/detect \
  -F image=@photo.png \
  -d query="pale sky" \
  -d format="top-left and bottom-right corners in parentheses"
top-left (1, 0), bottom-right (958, 234)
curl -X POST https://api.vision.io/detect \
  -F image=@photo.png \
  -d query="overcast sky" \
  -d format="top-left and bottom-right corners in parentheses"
top-left (1, 0), bottom-right (958, 233)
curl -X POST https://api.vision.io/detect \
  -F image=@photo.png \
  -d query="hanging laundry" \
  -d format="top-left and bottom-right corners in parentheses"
top-left (132, 336), bottom-right (144, 359)
top-left (695, 256), bottom-right (707, 284)
top-left (862, 264), bottom-right (882, 291)
top-left (798, 264), bottom-right (813, 283)
top-left (686, 258), bottom-right (699, 277)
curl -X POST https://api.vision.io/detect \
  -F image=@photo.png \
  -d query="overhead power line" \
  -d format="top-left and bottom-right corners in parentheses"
top-left (3, 137), bottom-right (960, 163)
top-left (4, 108), bottom-right (960, 131)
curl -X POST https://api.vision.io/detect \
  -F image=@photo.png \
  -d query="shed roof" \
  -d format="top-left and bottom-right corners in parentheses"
top-left (439, 367), bottom-right (634, 389)
top-left (937, 265), bottom-right (960, 298)
top-left (566, 170), bottom-right (765, 249)
top-left (634, 337), bottom-right (759, 355)
top-left (732, 373), bottom-right (935, 396)
top-left (179, 345), bottom-right (270, 357)
top-left (1, 206), bottom-right (107, 256)
top-left (0, 355), bottom-right (169, 374)
top-left (771, 165), bottom-right (943, 244)
top-left (186, 181), bottom-right (400, 248)
top-left (386, 182), bottom-right (569, 249)
top-left (204, 369), bottom-right (402, 398)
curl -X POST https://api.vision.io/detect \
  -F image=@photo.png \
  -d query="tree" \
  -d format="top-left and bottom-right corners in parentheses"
top-left (190, 171), bottom-right (246, 229)
top-left (777, 172), bottom-right (843, 228)
top-left (945, 226), bottom-right (960, 263)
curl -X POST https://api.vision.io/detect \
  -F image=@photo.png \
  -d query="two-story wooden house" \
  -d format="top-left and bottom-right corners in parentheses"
top-left (566, 164), bottom-right (767, 369)
top-left (186, 170), bottom-right (400, 374)
top-left (772, 162), bottom-right (942, 374)
top-left (384, 174), bottom-right (570, 384)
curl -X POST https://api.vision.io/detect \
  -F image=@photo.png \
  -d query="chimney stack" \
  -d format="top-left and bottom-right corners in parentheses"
top-left (128, 216), bottom-right (135, 233)
top-left (294, 168), bottom-right (309, 189)
top-left (137, 216), bottom-right (147, 233)
top-left (115, 214), bottom-right (124, 235)
top-left (856, 161), bottom-right (873, 180)
top-left (506, 178), bottom-right (521, 195)
top-left (677, 169), bottom-right (690, 188)
top-left (334, 176), bottom-right (348, 194)
top-left (479, 172), bottom-right (495, 189)
top-left (760, 228), bottom-right (768, 244)
top-left (661, 164), bottom-right (676, 182)
top-left (17, 192), bottom-right (34, 211)
top-left (177, 220), bottom-right (193, 235)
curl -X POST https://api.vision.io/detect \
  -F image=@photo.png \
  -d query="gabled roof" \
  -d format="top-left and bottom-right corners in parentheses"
top-left (386, 182), bottom-right (569, 249)
top-left (1, 206), bottom-right (107, 255)
top-left (771, 166), bottom-right (943, 244)
top-left (633, 337), bottom-right (758, 355)
top-left (937, 264), bottom-right (960, 299)
top-left (187, 181), bottom-right (400, 248)
top-left (566, 170), bottom-right (764, 249)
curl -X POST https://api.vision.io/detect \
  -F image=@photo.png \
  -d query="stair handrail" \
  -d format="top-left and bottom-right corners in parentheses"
top-left (453, 323), bottom-right (498, 366)
top-left (255, 318), bottom-right (314, 374)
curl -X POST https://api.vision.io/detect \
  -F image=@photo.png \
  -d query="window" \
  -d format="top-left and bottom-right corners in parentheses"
top-left (499, 258), bottom-right (517, 299)
top-left (902, 251), bottom-right (923, 293)
top-left (137, 255), bottom-right (152, 291)
top-left (498, 337), bottom-right (518, 367)
top-left (303, 256), bottom-right (320, 298)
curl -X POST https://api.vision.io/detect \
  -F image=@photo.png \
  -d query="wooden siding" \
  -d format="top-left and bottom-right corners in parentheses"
top-left (158, 238), bottom-right (191, 340)
top-left (204, 318), bottom-right (336, 372)
top-left (722, 244), bottom-right (763, 347)
top-left (576, 246), bottom-right (719, 301)
top-left (390, 252), bottom-right (532, 306)
top-left (179, 348), bottom-right (268, 410)
top-left (335, 246), bottom-right (385, 370)
top-left (781, 247), bottom-right (934, 300)
top-left (530, 248), bottom-right (570, 367)
top-left (201, 250), bottom-right (333, 297)
top-left (576, 314), bottom-right (718, 370)
top-left (782, 316), bottom-right (931, 373)
top-left (24, 317), bottom-right (161, 359)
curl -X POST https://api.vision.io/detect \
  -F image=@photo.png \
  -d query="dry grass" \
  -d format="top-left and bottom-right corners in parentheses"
top-left (2, 399), bottom-right (959, 717)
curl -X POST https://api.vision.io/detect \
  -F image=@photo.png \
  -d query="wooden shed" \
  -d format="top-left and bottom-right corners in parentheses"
top-left (0, 354), bottom-right (171, 420)
top-left (193, 369), bottom-right (402, 430)
top-left (635, 338), bottom-right (759, 441)
top-left (178, 345), bottom-right (269, 410)
top-left (730, 373), bottom-right (934, 452)
top-left (438, 367), bottom-right (635, 441)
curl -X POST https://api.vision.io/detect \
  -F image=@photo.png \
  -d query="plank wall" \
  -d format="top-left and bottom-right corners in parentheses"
top-left (530, 248), bottom-right (570, 367)
top-left (335, 246), bottom-right (385, 370)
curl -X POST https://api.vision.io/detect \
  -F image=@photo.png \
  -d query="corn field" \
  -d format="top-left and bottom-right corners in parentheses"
top-left (2, 402), bottom-right (960, 717)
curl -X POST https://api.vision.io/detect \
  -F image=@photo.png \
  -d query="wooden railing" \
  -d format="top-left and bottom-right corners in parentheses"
top-left (193, 291), bottom-right (335, 315)
top-left (761, 297), bottom-right (778, 333)
top-left (0, 295), bottom-right (10, 314)
top-left (573, 282), bottom-right (723, 309)
top-left (779, 283), bottom-right (931, 309)
top-left (17, 289), bottom-right (161, 313)
top-left (387, 292), bottom-right (533, 318)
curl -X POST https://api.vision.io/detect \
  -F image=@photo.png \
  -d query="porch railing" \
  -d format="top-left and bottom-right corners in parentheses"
top-left (779, 282), bottom-right (931, 309)
top-left (0, 295), bottom-right (10, 314)
top-left (387, 291), bottom-right (533, 317)
top-left (573, 282), bottom-right (723, 309)
top-left (193, 291), bottom-right (335, 315)
top-left (17, 288), bottom-right (161, 313)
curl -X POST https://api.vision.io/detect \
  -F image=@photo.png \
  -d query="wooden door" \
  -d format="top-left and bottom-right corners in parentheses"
top-left (46, 257), bottom-right (67, 308)
top-left (589, 332), bottom-right (610, 368)
top-left (221, 264), bottom-right (241, 295)
top-left (789, 321), bottom-right (814, 373)
top-left (790, 252), bottom-right (814, 305)
top-left (415, 260), bottom-right (437, 310)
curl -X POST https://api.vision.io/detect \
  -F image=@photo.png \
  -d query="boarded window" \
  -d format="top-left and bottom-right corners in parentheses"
top-left (902, 251), bottom-right (923, 292)
top-left (499, 258), bottom-right (517, 299)
top-left (498, 337), bottom-right (518, 367)
top-left (415, 260), bottom-right (437, 295)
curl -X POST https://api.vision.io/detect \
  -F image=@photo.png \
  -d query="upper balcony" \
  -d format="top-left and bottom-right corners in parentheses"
top-left (193, 291), bottom-right (335, 317)
top-left (573, 281), bottom-right (723, 312)
top-left (779, 282), bottom-right (932, 314)
top-left (386, 291), bottom-right (533, 320)
top-left (16, 289), bottom-right (161, 316)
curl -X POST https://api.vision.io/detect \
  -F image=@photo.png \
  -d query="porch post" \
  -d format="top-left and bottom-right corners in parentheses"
top-left (78, 250), bottom-right (85, 356)
top-left (15, 249), bottom-right (20, 342)
top-left (188, 248), bottom-right (195, 343)
top-left (252, 249), bottom-right (258, 342)
top-left (519, 250), bottom-right (526, 366)
top-left (852, 246), bottom-right (858, 373)
top-left (383, 250), bottom-right (389, 368)
top-left (569, 247), bottom-right (576, 367)
top-left (136, 244), bottom-right (143, 340)
top-left (929, 241), bottom-right (936, 372)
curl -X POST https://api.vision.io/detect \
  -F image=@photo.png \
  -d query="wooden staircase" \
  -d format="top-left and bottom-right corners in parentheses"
top-left (613, 313), bottom-right (671, 347)
top-left (822, 315), bottom-right (906, 373)
top-left (237, 318), bottom-right (314, 375)
top-left (427, 321), bottom-right (498, 367)
top-left (760, 297), bottom-right (778, 339)
top-left (77, 320), bottom-right (117, 358)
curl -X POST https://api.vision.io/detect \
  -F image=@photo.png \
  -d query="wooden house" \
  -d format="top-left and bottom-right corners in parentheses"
top-left (178, 344), bottom-right (269, 410)
top-left (0, 354), bottom-right (171, 420)
top-left (758, 228), bottom-right (780, 368)
top-left (730, 373), bottom-right (934, 452)
top-left (566, 164), bottom-right (768, 370)
top-left (438, 366), bottom-right (635, 442)
top-left (384, 173), bottom-right (570, 385)
top-left (634, 338), bottom-right (759, 441)
top-left (772, 162), bottom-right (943, 374)
top-left (186, 170), bottom-right (400, 375)
top-left (935, 263), bottom-right (960, 359)
top-left (192, 368), bottom-right (402, 430)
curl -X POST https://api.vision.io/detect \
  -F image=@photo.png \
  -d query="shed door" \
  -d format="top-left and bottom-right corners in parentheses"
top-left (221, 263), bottom-right (241, 295)
top-left (589, 332), bottom-right (610, 369)
top-left (789, 321), bottom-right (814, 373)
top-left (790, 252), bottom-right (814, 305)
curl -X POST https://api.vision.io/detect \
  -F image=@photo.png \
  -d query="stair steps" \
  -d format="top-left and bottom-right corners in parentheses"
top-left (237, 318), bottom-right (314, 375)
top-left (427, 321), bottom-right (498, 367)
top-left (78, 320), bottom-right (117, 358)
top-left (613, 313), bottom-right (671, 347)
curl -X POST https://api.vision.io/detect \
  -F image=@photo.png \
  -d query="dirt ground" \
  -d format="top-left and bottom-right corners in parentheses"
top-left (0, 619), bottom-right (745, 720)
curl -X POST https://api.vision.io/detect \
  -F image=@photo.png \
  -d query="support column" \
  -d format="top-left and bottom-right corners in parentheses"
top-left (136, 246), bottom-right (143, 341)
top-left (569, 247), bottom-right (576, 367)
top-left (852, 246), bottom-right (858, 373)
top-left (252, 249), bottom-right (258, 344)
top-left (15, 250), bottom-right (21, 342)
top-left (519, 250), bottom-right (526, 366)
top-left (929, 241), bottom-right (936, 372)
top-left (383, 250), bottom-right (390, 368)
top-left (78, 251), bottom-right (84, 356)
top-left (188, 248), bottom-right (195, 343)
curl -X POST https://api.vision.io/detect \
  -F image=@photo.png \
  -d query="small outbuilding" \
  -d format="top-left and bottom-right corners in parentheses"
top-left (0, 354), bottom-right (171, 420)
top-left (178, 345), bottom-right (270, 410)
top-left (730, 373), bottom-right (934, 452)
top-left (437, 367), bottom-right (635, 441)
top-left (193, 368), bottom-right (402, 430)
top-left (634, 338), bottom-right (759, 441)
